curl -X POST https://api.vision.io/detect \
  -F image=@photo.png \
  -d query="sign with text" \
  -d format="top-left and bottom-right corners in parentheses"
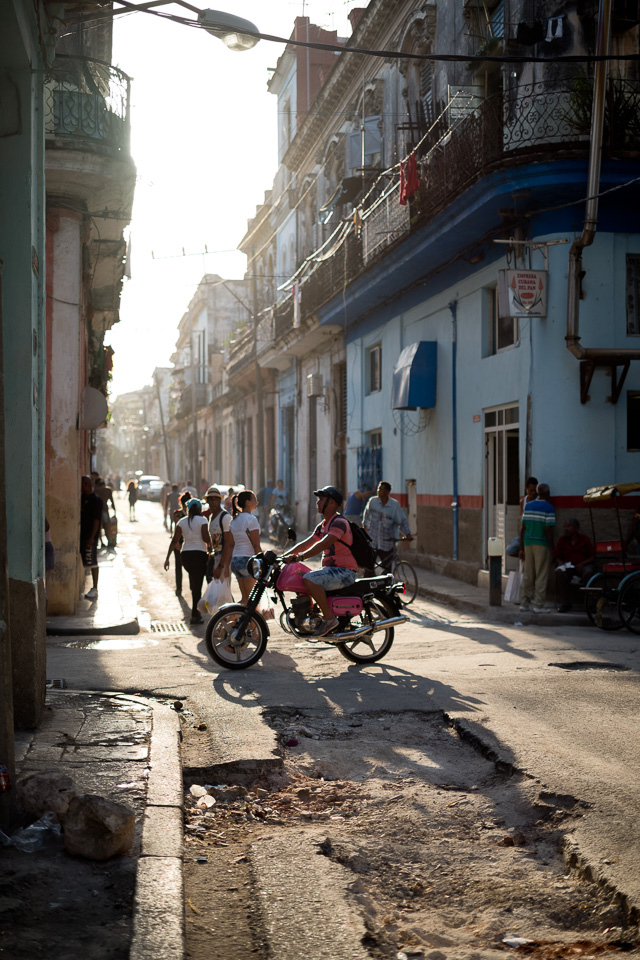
top-left (497, 269), bottom-right (547, 318)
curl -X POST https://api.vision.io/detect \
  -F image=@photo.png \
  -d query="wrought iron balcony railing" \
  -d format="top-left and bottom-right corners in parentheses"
top-left (44, 54), bottom-right (131, 155)
top-left (223, 77), bottom-right (640, 375)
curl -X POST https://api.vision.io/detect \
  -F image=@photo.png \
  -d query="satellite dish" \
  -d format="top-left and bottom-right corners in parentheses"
top-left (81, 386), bottom-right (108, 429)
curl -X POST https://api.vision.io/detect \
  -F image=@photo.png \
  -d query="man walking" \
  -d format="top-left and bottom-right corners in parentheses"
top-left (203, 485), bottom-right (232, 582)
top-left (519, 482), bottom-right (556, 613)
top-left (80, 475), bottom-right (103, 600)
top-left (362, 481), bottom-right (412, 576)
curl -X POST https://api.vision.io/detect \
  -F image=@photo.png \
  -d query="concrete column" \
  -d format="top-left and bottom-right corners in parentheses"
top-left (0, 19), bottom-right (48, 728)
top-left (45, 210), bottom-right (84, 615)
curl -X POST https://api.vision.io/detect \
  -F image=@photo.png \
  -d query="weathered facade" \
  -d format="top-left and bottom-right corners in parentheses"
top-left (44, 13), bottom-right (135, 615)
top-left (205, 0), bottom-right (640, 573)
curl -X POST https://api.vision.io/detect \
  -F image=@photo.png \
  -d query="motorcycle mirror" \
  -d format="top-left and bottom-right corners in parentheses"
top-left (287, 527), bottom-right (296, 541)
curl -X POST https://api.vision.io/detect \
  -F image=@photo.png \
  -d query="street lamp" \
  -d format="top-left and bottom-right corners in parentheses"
top-left (198, 9), bottom-right (260, 51)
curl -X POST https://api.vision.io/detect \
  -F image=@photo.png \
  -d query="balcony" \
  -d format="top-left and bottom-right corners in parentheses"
top-left (297, 77), bottom-right (640, 321)
top-left (45, 55), bottom-right (131, 156)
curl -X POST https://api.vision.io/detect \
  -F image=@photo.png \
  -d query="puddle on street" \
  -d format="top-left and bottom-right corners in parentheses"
top-left (64, 637), bottom-right (159, 650)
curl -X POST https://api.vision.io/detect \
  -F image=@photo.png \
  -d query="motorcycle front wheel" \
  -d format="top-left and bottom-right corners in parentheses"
top-left (337, 597), bottom-right (395, 664)
top-left (205, 604), bottom-right (268, 669)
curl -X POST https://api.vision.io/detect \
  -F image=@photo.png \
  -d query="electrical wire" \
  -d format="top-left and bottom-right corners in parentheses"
top-left (63, 3), bottom-right (640, 64)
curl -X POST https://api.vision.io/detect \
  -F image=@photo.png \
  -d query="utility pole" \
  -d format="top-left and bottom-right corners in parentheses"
top-left (252, 248), bottom-right (266, 493)
top-left (154, 371), bottom-right (171, 480)
top-left (190, 325), bottom-right (199, 488)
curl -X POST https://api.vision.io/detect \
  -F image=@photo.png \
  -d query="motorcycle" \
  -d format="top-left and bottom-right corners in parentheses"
top-left (204, 547), bottom-right (409, 670)
top-left (269, 504), bottom-right (295, 546)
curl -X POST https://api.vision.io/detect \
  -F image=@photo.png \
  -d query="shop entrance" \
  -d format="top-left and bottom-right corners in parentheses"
top-left (484, 404), bottom-right (520, 568)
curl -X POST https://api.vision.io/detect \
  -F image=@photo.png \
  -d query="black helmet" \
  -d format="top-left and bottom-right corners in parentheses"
top-left (313, 485), bottom-right (343, 506)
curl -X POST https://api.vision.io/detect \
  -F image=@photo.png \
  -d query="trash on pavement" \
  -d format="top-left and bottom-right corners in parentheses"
top-left (0, 811), bottom-right (62, 852)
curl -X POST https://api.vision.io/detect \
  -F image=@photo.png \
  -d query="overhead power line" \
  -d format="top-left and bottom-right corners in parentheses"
top-left (63, 2), bottom-right (640, 64)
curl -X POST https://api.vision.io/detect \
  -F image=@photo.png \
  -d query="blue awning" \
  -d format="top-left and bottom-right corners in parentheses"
top-left (391, 341), bottom-right (437, 410)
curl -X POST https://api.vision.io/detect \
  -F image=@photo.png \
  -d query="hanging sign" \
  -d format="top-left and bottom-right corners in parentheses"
top-left (497, 269), bottom-right (547, 318)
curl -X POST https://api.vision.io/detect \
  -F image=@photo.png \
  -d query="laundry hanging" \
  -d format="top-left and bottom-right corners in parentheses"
top-left (399, 152), bottom-right (420, 206)
top-left (545, 15), bottom-right (564, 41)
top-left (515, 20), bottom-right (545, 44)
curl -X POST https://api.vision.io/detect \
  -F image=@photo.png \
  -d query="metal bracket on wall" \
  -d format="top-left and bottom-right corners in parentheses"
top-left (580, 358), bottom-right (630, 405)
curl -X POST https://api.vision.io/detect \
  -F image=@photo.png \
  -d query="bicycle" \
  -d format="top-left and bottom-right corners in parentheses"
top-left (374, 537), bottom-right (418, 605)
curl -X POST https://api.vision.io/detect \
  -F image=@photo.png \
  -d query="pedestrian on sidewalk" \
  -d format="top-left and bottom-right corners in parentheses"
top-left (228, 490), bottom-right (261, 604)
top-left (127, 479), bottom-right (138, 521)
top-left (80, 475), bottom-right (102, 600)
top-left (95, 476), bottom-right (116, 547)
top-left (344, 485), bottom-right (374, 526)
top-left (167, 484), bottom-right (182, 534)
top-left (164, 498), bottom-right (212, 625)
top-left (519, 482), bottom-right (556, 613)
top-left (506, 476), bottom-right (538, 556)
top-left (554, 518), bottom-right (594, 612)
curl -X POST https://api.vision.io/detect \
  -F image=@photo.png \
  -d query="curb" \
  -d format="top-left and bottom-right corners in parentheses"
top-left (130, 705), bottom-right (184, 960)
top-left (415, 582), bottom-right (590, 628)
top-left (46, 617), bottom-right (140, 636)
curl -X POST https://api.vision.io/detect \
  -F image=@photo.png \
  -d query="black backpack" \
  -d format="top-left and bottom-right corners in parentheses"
top-left (327, 515), bottom-right (377, 569)
top-left (345, 520), bottom-right (377, 569)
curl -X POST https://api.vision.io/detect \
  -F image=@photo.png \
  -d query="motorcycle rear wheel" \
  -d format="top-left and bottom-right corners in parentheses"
top-left (337, 597), bottom-right (395, 664)
top-left (205, 604), bottom-right (268, 669)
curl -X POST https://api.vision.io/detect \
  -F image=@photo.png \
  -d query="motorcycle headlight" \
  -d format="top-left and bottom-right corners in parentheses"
top-left (248, 556), bottom-right (263, 579)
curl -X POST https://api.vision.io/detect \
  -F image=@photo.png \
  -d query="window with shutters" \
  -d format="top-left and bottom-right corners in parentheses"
top-left (421, 61), bottom-right (434, 125)
top-left (366, 344), bottom-right (382, 394)
top-left (626, 254), bottom-right (640, 335)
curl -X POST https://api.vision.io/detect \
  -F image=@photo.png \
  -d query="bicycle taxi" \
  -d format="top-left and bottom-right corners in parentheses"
top-left (582, 481), bottom-right (640, 630)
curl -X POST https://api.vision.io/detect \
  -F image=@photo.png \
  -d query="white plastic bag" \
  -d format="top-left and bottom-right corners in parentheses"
top-left (504, 561), bottom-right (523, 604)
top-left (201, 576), bottom-right (233, 614)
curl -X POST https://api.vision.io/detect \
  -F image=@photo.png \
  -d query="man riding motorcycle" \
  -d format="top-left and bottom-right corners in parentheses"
top-left (283, 485), bottom-right (357, 636)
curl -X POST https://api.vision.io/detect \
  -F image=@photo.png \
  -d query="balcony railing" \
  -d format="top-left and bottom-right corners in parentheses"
top-left (223, 77), bottom-right (640, 369)
top-left (299, 77), bottom-right (640, 319)
top-left (44, 55), bottom-right (131, 154)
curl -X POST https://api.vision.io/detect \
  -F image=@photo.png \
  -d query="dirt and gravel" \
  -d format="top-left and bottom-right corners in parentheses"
top-left (182, 708), bottom-right (640, 960)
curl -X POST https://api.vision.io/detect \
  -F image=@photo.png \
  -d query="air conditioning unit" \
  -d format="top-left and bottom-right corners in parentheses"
top-left (307, 373), bottom-right (324, 398)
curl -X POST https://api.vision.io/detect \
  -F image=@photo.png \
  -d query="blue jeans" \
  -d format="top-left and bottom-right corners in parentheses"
top-left (303, 567), bottom-right (357, 591)
top-left (231, 556), bottom-right (252, 579)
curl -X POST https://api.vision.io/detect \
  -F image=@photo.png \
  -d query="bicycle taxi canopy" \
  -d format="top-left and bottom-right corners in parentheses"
top-left (583, 481), bottom-right (640, 502)
top-left (581, 482), bottom-right (640, 630)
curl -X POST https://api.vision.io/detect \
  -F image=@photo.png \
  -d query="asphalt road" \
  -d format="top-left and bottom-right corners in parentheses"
top-left (48, 495), bottom-right (640, 921)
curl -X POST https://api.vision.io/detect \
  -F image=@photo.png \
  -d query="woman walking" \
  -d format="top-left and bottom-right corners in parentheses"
top-left (164, 498), bottom-right (212, 625)
top-left (228, 490), bottom-right (261, 604)
top-left (127, 479), bottom-right (138, 522)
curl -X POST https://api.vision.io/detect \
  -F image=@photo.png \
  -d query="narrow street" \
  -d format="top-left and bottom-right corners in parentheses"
top-left (47, 495), bottom-right (640, 959)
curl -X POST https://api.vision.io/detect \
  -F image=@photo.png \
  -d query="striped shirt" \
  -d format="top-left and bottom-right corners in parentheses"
top-left (522, 498), bottom-right (556, 546)
top-left (363, 496), bottom-right (411, 551)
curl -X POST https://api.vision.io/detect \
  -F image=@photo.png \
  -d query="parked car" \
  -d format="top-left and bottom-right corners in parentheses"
top-left (147, 479), bottom-right (168, 502)
top-left (137, 475), bottom-right (162, 500)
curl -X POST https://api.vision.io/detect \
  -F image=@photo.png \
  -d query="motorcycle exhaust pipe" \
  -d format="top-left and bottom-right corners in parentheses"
top-left (329, 613), bottom-right (409, 642)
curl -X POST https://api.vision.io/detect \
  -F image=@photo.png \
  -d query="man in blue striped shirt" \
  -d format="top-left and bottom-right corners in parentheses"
top-left (519, 482), bottom-right (556, 612)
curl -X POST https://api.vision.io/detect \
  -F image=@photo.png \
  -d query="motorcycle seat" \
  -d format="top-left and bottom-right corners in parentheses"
top-left (326, 574), bottom-right (393, 598)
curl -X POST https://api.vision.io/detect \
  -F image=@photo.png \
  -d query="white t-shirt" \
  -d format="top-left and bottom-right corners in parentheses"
top-left (229, 512), bottom-right (260, 557)
top-left (208, 509), bottom-right (232, 555)
top-left (177, 515), bottom-right (208, 552)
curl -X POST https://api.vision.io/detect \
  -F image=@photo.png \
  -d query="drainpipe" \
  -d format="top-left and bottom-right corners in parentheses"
top-left (449, 300), bottom-right (459, 561)
top-left (566, 0), bottom-right (640, 362)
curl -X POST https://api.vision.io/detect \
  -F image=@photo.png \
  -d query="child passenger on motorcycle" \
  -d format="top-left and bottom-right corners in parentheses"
top-left (283, 485), bottom-right (357, 637)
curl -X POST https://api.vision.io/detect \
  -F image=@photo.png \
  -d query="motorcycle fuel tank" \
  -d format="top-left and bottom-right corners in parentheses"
top-left (276, 562), bottom-right (311, 593)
